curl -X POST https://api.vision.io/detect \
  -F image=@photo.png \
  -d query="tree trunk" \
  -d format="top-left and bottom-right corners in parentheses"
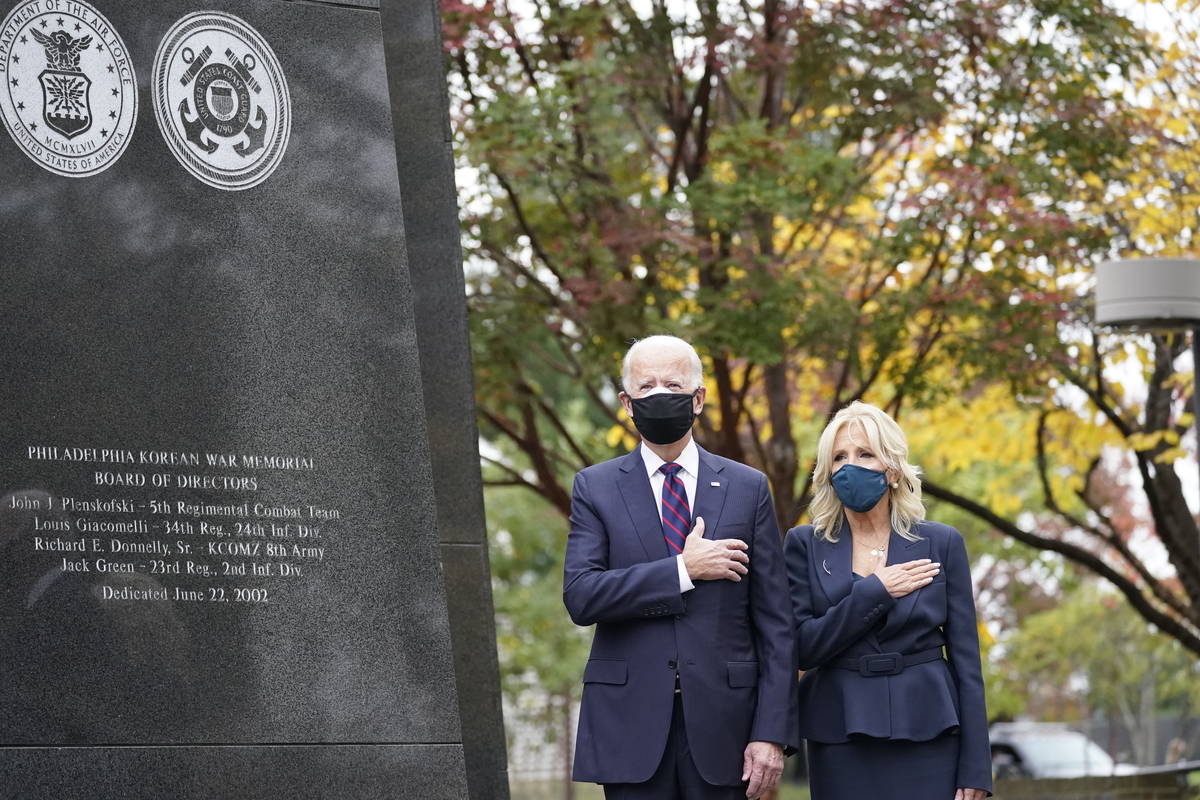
top-left (762, 359), bottom-right (798, 533)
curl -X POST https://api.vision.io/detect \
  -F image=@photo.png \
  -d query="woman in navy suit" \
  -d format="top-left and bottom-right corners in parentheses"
top-left (785, 402), bottom-right (991, 799)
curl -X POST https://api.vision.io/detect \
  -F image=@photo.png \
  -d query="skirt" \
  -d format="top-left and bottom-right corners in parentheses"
top-left (807, 733), bottom-right (960, 800)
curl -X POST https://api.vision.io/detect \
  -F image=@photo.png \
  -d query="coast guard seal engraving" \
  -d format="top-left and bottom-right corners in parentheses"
top-left (0, 0), bottom-right (137, 177)
top-left (152, 11), bottom-right (290, 190)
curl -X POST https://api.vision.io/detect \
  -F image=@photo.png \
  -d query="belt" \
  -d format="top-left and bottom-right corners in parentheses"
top-left (831, 647), bottom-right (944, 677)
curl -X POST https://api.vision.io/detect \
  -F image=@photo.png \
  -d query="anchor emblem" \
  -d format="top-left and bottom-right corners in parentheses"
top-left (176, 45), bottom-right (268, 158)
top-left (152, 11), bottom-right (290, 190)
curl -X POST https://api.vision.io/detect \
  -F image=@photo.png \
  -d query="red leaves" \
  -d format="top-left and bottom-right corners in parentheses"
top-left (561, 276), bottom-right (636, 309)
top-left (441, 0), bottom-right (499, 54)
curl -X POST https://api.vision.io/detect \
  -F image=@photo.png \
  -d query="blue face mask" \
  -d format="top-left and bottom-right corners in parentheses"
top-left (831, 463), bottom-right (889, 512)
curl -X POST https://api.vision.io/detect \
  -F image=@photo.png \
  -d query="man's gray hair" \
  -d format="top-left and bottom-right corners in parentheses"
top-left (621, 335), bottom-right (704, 394)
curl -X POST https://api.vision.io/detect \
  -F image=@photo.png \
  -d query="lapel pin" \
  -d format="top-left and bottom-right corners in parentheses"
top-left (822, 559), bottom-right (831, 575)
top-left (710, 481), bottom-right (720, 487)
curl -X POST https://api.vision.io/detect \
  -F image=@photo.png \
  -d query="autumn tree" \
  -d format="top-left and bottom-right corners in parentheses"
top-left (447, 0), bottom-right (1200, 661)
top-left (907, 3), bottom-right (1200, 657)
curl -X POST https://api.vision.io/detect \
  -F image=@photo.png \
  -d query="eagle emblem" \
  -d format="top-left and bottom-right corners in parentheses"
top-left (31, 29), bottom-right (93, 71)
top-left (0, 0), bottom-right (138, 177)
top-left (32, 29), bottom-right (93, 139)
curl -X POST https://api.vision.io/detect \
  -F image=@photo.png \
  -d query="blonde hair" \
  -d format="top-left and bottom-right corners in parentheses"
top-left (808, 401), bottom-right (926, 542)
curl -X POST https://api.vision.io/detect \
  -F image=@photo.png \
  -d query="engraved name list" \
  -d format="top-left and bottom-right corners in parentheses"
top-left (11, 443), bottom-right (337, 606)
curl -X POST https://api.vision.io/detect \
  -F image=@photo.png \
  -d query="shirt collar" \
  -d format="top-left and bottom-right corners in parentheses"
top-left (640, 438), bottom-right (699, 479)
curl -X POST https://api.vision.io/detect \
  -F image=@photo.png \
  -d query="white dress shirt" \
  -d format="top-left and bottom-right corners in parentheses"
top-left (640, 440), bottom-right (698, 594)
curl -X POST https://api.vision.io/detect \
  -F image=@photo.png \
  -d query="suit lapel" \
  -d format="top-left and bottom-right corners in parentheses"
top-left (815, 528), bottom-right (853, 606)
top-left (617, 449), bottom-right (671, 560)
top-left (876, 528), bottom-right (932, 641)
top-left (693, 447), bottom-right (728, 540)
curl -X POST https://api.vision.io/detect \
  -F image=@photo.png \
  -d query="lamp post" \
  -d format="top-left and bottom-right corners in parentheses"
top-left (1095, 258), bottom-right (1200, 508)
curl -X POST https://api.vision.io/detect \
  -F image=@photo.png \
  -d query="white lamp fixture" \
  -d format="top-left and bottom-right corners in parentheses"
top-left (1095, 258), bottom-right (1200, 328)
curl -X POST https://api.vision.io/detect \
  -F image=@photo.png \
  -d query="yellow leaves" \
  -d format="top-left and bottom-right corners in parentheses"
top-left (605, 424), bottom-right (624, 448)
top-left (905, 386), bottom-right (1042, 516)
top-left (1155, 446), bottom-right (1188, 464)
top-left (1132, 204), bottom-right (1178, 242)
top-left (903, 385), bottom-right (1149, 518)
top-left (711, 160), bottom-right (736, 185)
top-left (984, 478), bottom-right (1025, 516)
top-left (606, 422), bottom-right (638, 451)
top-left (791, 357), bottom-right (829, 424)
top-left (1126, 426), bottom-right (1191, 465)
top-left (1164, 370), bottom-right (1194, 393)
top-left (1127, 429), bottom-right (1179, 451)
top-left (1166, 117), bottom-right (1190, 138)
top-left (773, 218), bottom-right (814, 255)
top-left (907, 384), bottom-right (1039, 474)
top-left (664, 296), bottom-right (701, 320)
top-left (789, 107), bottom-right (816, 126)
top-left (845, 196), bottom-right (878, 220)
top-left (656, 268), bottom-right (692, 292)
top-left (978, 621), bottom-right (995, 648)
top-left (1045, 407), bottom-right (1124, 461)
top-left (823, 229), bottom-right (867, 261)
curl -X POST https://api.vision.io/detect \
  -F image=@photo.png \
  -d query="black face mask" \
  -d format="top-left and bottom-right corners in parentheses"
top-left (630, 390), bottom-right (698, 445)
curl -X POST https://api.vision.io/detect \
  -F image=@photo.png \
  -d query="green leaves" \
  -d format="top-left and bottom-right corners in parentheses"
top-left (999, 584), bottom-right (1200, 734)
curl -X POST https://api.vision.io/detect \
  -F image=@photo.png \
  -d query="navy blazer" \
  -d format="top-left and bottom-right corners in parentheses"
top-left (564, 446), bottom-right (798, 786)
top-left (784, 521), bottom-right (992, 793)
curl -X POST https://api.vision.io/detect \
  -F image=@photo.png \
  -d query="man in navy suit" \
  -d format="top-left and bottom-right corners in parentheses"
top-left (564, 335), bottom-right (797, 799)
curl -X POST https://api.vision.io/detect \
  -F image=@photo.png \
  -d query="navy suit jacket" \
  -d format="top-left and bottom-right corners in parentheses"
top-left (784, 521), bottom-right (992, 793)
top-left (564, 445), bottom-right (798, 786)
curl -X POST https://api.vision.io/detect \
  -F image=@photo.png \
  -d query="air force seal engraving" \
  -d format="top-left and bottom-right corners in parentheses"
top-left (0, 0), bottom-right (137, 177)
top-left (153, 12), bottom-right (290, 191)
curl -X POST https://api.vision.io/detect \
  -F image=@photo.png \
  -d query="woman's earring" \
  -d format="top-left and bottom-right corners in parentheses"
top-left (890, 482), bottom-right (899, 489)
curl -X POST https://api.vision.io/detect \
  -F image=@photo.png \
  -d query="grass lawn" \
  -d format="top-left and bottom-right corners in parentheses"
top-left (510, 781), bottom-right (810, 800)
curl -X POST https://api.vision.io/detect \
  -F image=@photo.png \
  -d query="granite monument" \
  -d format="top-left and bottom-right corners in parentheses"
top-left (0, 0), bottom-right (505, 796)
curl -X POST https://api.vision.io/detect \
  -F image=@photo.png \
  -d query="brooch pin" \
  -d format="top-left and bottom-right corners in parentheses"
top-left (822, 559), bottom-right (831, 575)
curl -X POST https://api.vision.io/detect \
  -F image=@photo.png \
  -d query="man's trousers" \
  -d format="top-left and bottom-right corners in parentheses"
top-left (602, 693), bottom-right (745, 800)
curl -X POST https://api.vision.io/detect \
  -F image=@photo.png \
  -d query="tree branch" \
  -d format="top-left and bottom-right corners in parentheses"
top-left (491, 170), bottom-right (567, 284)
top-left (923, 478), bottom-right (1200, 657)
top-left (481, 455), bottom-right (550, 499)
top-left (1037, 414), bottom-right (1198, 625)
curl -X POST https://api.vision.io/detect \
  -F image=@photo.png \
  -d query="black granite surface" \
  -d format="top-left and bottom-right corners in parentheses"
top-left (3, 744), bottom-right (468, 799)
top-left (381, 0), bottom-right (511, 796)
top-left (0, 0), bottom-right (473, 791)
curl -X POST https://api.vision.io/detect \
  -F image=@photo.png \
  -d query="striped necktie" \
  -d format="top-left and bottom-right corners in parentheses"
top-left (659, 462), bottom-right (690, 554)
